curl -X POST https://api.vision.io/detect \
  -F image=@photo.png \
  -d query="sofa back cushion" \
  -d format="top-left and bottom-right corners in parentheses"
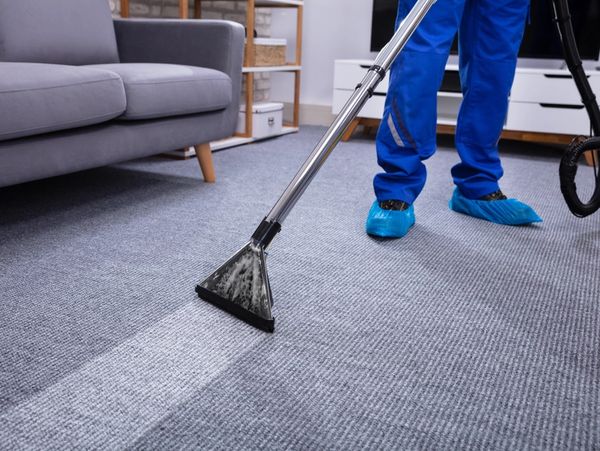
top-left (0, 0), bottom-right (119, 65)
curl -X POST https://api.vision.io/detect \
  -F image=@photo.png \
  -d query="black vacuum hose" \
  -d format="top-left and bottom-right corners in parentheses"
top-left (560, 136), bottom-right (600, 217)
top-left (551, 0), bottom-right (600, 134)
top-left (552, 0), bottom-right (600, 217)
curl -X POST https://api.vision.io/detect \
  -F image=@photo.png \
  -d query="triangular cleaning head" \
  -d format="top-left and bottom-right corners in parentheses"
top-left (196, 242), bottom-right (274, 332)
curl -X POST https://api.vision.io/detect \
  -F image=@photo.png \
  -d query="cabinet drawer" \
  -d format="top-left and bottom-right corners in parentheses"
top-left (506, 102), bottom-right (591, 135)
top-left (511, 72), bottom-right (587, 105)
top-left (334, 62), bottom-right (389, 94)
top-left (333, 89), bottom-right (386, 118)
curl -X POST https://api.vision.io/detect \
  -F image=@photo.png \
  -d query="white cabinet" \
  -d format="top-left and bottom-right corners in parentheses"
top-left (507, 67), bottom-right (600, 135)
top-left (505, 102), bottom-right (590, 135)
top-left (510, 72), bottom-right (584, 105)
top-left (333, 60), bottom-right (390, 94)
top-left (333, 60), bottom-right (462, 125)
top-left (332, 59), bottom-right (600, 138)
top-left (333, 89), bottom-right (387, 119)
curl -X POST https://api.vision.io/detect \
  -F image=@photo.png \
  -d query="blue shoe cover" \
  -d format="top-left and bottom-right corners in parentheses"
top-left (366, 201), bottom-right (415, 238)
top-left (449, 189), bottom-right (542, 226)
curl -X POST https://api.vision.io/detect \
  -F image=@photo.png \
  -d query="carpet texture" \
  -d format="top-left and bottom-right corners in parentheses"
top-left (0, 127), bottom-right (598, 450)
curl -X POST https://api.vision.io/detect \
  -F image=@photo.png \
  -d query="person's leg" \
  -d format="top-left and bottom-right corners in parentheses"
top-left (449, 0), bottom-right (541, 225)
top-left (453, 0), bottom-right (528, 198)
top-left (373, 0), bottom-right (465, 205)
top-left (368, 0), bottom-right (465, 238)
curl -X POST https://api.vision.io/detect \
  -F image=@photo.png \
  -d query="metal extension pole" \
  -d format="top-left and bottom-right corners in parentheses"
top-left (265, 0), bottom-right (437, 225)
top-left (197, 0), bottom-right (438, 331)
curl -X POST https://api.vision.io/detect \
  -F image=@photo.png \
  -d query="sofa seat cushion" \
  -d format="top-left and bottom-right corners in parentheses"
top-left (0, 63), bottom-right (126, 142)
top-left (87, 63), bottom-right (232, 120)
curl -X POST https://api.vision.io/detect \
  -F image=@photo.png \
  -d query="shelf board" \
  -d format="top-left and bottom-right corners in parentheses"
top-left (277, 125), bottom-right (300, 135)
top-left (217, 0), bottom-right (303, 5)
top-left (437, 118), bottom-right (458, 126)
top-left (243, 65), bottom-right (301, 73)
top-left (255, 0), bottom-right (303, 6)
top-left (163, 127), bottom-right (299, 157)
top-left (438, 92), bottom-right (462, 98)
top-left (210, 126), bottom-right (299, 151)
top-left (210, 136), bottom-right (254, 151)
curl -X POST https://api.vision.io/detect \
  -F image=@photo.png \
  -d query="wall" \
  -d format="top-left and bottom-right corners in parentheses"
top-left (270, 0), bottom-right (375, 123)
top-left (109, 0), bottom-right (272, 102)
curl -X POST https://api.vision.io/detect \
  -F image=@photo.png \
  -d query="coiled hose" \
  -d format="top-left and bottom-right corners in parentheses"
top-left (559, 136), bottom-right (600, 217)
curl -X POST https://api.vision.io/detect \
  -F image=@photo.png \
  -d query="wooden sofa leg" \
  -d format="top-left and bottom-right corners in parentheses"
top-left (195, 143), bottom-right (216, 183)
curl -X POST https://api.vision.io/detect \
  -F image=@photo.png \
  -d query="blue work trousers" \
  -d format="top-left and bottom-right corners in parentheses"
top-left (374, 0), bottom-right (530, 203)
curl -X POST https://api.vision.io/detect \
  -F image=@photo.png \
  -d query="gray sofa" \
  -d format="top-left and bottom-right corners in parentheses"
top-left (0, 0), bottom-right (244, 188)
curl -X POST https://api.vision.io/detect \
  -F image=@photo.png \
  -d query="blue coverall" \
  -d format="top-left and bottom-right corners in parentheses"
top-left (374, 0), bottom-right (531, 204)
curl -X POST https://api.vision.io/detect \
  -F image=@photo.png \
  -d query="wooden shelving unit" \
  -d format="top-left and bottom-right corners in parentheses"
top-left (120, 0), bottom-right (304, 152)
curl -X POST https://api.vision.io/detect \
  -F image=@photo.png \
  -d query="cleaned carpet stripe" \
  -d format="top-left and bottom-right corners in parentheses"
top-left (0, 302), bottom-right (264, 449)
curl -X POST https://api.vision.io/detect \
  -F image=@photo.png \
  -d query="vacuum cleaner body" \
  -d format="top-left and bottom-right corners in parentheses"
top-left (196, 0), bottom-right (439, 332)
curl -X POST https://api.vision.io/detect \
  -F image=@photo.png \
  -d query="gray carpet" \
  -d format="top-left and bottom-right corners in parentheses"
top-left (0, 127), bottom-right (598, 450)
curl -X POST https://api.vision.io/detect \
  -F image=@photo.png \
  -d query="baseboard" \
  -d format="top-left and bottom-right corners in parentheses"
top-left (283, 103), bottom-right (336, 127)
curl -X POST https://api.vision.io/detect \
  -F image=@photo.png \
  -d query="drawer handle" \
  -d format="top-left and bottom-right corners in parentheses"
top-left (544, 74), bottom-right (590, 79)
top-left (539, 103), bottom-right (585, 110)
top-left (268, 117), bottom-right (275, 126)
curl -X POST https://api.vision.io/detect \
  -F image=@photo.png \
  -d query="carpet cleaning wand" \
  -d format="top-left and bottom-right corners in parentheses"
top-left (196, 0), bottom-right (438, 332)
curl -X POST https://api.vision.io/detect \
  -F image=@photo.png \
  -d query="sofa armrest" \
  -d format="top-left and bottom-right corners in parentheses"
top-left (113, 19), bottom-right (244, 139)
top-left (113, 19), bottom-right (244, 77)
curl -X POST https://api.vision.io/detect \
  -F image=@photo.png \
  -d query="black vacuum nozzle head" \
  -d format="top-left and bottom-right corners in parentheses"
top-left (196, 242), bottom-right (275, 333)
